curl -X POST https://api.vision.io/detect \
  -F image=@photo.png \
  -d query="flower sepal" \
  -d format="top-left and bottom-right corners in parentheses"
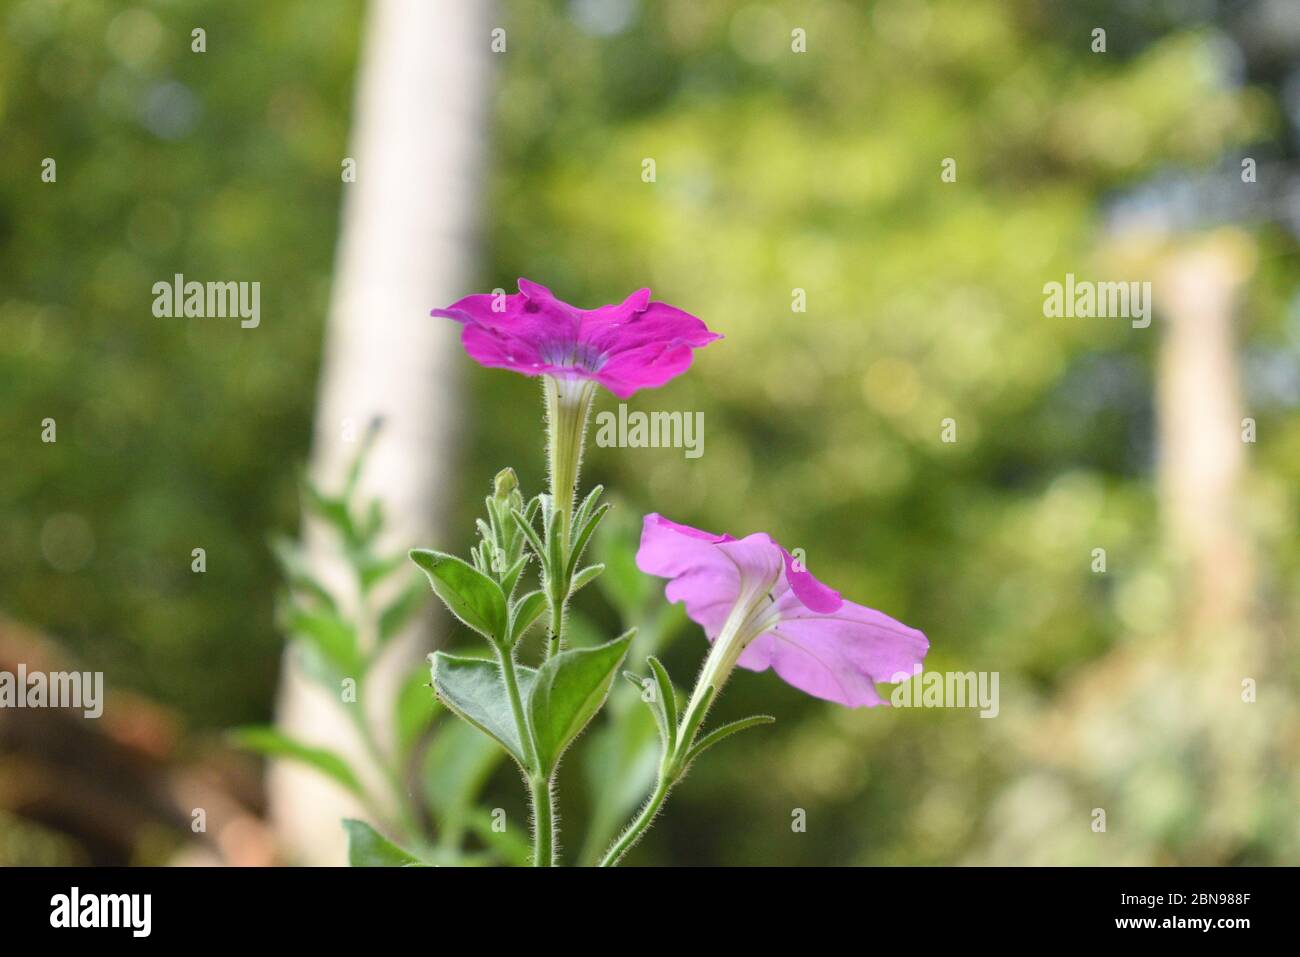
top-left (624, 657), bottom-right (775, 784)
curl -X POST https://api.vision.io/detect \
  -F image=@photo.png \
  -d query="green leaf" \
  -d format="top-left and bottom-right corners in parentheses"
top-left (685, 714), bottom-right (775, 766)
top-left (343, 819), bottom-right (427, 867)
top-left (573, 484), bottom-right (604, 533)
top-left (430, 652), bottom-right (535, 767)
top-left (578, 693), bottom-right (661, 864)
top-left (527, 630), bottom-right (634, 775)
top-left (379, 576), bottom-right (428, 646)
top-left (569, 563), bottom-right (604, 595)
top-left (424, 720), bottom-right (504, 844)
top-left (356, 550), bottom-right (405, 592)
top-left (230, 726), bottom-right (364, 797)
top-left (647, 656), bottom-right (679, 752)
top-left (679, 685), bottom-right (715, 757)
top-left (395, 667), bottom-right (441, 758)
top-left (594, 514), bottom-right (652, 616)
top-left (356, 498), bottom-right (385, 547)
top-left (508, 589), bottom-right (549, 645)
top-left (410, 549), bottom-right (507, 642)
top-left (567, 502), bottom-right (611, 576)
top-left (269, 536), bottom-right (337, 612)
top-left (511, 508), bottom-right (547, 563)
top-left (304, 479), bottom-right (356, 544)
top-left (282, 604), bottom-right (360, 677)
top-left (342, 417), bottom-right (382, 500)
top-left (465, 808), bottom-right (532, 867)
top-left (544, 504), bottom-right (564, 582)
top-left (500, 554), bottom-right (529, 597)
top-left (424, 719), bottom-right (503, 814)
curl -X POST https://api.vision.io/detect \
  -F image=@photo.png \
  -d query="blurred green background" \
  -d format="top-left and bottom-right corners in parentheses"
top-left (1, 0), bottom-right (1297, 865)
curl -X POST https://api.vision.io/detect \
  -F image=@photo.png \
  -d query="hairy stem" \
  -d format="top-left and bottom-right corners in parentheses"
top-left (530, 774), bottom-right (556, 867)
top-left (600, 774), bottom-right (673, 867)
top-left (547, 600), bottom-right (564, 659)
top-left (496, 644), bottom-right (556, 865)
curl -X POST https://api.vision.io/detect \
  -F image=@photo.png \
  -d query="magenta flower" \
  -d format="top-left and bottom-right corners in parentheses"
top-left (636, 514), bottom-right (929, 708)
top-left (431, 278), bottom-right (720, 400)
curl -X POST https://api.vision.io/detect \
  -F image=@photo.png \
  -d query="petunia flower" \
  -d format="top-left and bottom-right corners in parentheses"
top-left (431, 278), bottom-right (720, 401)
top-left (636, 513), bottom-right (929, 711)
top-left (433, 280), bottom-right (720, 548)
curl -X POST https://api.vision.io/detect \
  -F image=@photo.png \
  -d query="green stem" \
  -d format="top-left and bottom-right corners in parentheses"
top-left (496, 644), bottom-right (555, 865)
top-left (547, 600), bottom-right (563, 659)
top-left (600, 774), bottom-right (673, 867)
top-left (530, 774), bottom-right (555, 867)
top-left (496, 644), bottom-right (537, 770)
top-left (599, 589), bottom-right (783, 866)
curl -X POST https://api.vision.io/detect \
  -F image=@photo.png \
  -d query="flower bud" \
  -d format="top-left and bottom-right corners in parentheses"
top-left (493, 467), bottom-right (519, 501)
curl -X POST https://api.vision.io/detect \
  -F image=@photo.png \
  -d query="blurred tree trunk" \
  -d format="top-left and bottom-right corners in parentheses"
top-left (1155, 232), bottom-right (1256, 637)
top-left (978, 230), bottom-right (1275, 865)
top-left (269, 0), bottom-right (493, 865)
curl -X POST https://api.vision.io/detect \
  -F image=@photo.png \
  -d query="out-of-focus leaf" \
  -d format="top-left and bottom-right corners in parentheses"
top-left (465, 807), bottom-right (532, 866)
top-left (356, 498), bottom-right (384, 547)
top-left (230, 726), bottom-right (364, 797)
top-left (343, 819), bottom-right (427, 867)
top-left (379, 576), bottom-right (428, 646)
top-left (269, 535), bottom-right (337, 612)
top-left (304, 479), bottom-right (356, 544)
top-left (282, 603), bottom-right (360, 677)
top-left (424, 719), bottom-right (505, 844)
top-left (595, 513), bottom-right (651, 616)
top-left (579, 694), bottom-right (662, 864)
top-left (395, 666), bottom-right (440, 759)
top-left (357, 550), bottom-right (405, 592)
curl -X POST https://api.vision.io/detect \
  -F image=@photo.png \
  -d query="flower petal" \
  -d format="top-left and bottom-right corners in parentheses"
top-left (738, 598), bottom-right (929, 707)
top-left (434, 282), bottom-right (719, 396)
top-left (637, 516), bottom-right (783, 639)
top-left (780, 549), bottom-right (842, 614)
top-left (431, 280), bottom-right (586, 378)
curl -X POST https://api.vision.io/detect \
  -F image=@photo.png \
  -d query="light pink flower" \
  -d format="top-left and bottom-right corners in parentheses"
top-left (432, 279), bottom-right (720, 399)
top-left (636, 514), bottom-right (929, 707)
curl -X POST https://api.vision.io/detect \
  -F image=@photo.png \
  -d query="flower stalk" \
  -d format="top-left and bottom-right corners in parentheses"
top-left (544, 377), bottom-right (596, 549)
top-left (494, 643), bottom-right (554, 866)
top-left (542, 375), bottom-right (597, 657)
top-left (599, 590), bottom-right (775, 867)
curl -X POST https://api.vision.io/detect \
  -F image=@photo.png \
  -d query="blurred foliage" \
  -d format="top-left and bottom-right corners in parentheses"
top-left (237, 424), bottom-right (525, 865)
top-left (0, 0), bottom-right (363, 726)
top-left (1, 0), bottom-right (1297, 864)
